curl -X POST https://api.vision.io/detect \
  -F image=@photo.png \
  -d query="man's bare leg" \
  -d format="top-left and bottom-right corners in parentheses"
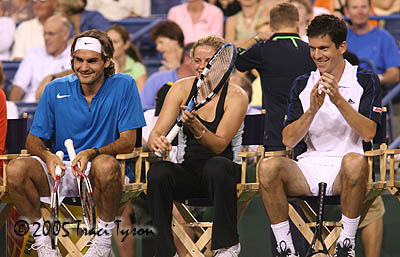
top-left (332, 152), bottom-right (369, 254)
top-left (7, 157), bottom-right (50, 221)
top-left (258, 157), bottom-right (312, 254)
top-left (333, 153), bottom-right (368, 217)
top-left (90, 154), bottom-right (122, 221)
top-left (7, 157), bottom-right (62, 256)
top-left (86, 154), bottom-right (123, 256)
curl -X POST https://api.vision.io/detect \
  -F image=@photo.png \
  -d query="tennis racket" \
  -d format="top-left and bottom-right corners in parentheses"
top-left (50, 150), bottom-right (64, 250)
top-left (156, 42), bottom-right (237, 157)
top-left (306, 182), bottom-right (332, 257)
top-left (64, 139), bottom-right (96, 231)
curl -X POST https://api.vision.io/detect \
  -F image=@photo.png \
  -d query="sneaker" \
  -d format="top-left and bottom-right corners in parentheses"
top-left (276, 240), bottom-right (298, 257)
top-left (334, 238), bottom-right (355, 257)
top-left (30, 241), bottom-right (61, 257)
top-left (213, 242), bottom-right (241, 257)
top-left (84, 239), bottom-right (112, 257)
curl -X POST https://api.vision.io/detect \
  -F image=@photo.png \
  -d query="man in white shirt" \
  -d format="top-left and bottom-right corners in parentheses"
top-left (9, 15), bottom-right (72, 102)
top-left (258, 14), bottom-right (382, 257)
top-left (11, 0), bottom-right (58, 60)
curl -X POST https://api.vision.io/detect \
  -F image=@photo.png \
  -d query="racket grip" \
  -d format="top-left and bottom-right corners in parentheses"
top-left (64, 139), bottom-right (77, 161)
top-left (155, 123), bottom-right (181, 157)
top-left (166, 123), bottom-right (181, 143)
top-left (55, 151), bottom-right (64, 178)
top-left (317, 182), bottom-right (327, 224)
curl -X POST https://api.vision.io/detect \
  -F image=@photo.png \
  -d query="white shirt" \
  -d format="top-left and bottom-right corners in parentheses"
top-left (13, 45), bottom-right (71, 103)
top-left (297, 61), bottom-right (369, 159)
top-left (86, 0), bottom-right (151, 20)
top-left (11, 18), bottom-right (44, 59)
top-left (0, 17), bottom-right (16, 60)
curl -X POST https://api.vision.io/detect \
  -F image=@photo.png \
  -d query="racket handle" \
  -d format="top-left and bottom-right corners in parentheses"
top-left (155, 123), bottom-right (181, 157)
top-left (64, 139), bottom-right (77, 161)
top-left (316, 182), bottom-right (327, 224)
top-left (55, 151), bottom-right (64, 179)
top-left (166, 123), bottom-right (181, 143)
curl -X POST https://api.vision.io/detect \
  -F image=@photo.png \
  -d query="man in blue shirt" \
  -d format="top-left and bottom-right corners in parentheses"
top-left (6, 29), bottom-right (145, 257)
top-left (345, 0), bottom-right (400, 86)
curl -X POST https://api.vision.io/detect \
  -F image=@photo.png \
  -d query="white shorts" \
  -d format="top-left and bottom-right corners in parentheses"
top-left (297, 156), bottom-right (342, 196)
top-left (33, 156), bottom-right (91, 204)
top-left (33, 156), bottom-right (129, 204)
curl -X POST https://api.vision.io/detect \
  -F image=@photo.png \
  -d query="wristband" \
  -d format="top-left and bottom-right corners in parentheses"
top-left (193, 129), bottom-right (206, 140)
top-left (254, 35), bottom-right (261, 43)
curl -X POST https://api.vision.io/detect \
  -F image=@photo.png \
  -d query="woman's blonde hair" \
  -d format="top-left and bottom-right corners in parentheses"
top-left (190, 35), bottom-right (226, 59)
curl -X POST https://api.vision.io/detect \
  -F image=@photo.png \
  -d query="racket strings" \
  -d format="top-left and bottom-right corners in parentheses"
top-left (196, 46), bottom-right (234, 104)
top-left (81, 179), bottom-right (95, 229)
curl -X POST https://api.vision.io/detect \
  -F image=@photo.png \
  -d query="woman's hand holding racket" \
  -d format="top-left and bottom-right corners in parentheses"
top-left (155, 42), bottom-right (237, 157)
top-left (151, 106), bottom-right (201, 155)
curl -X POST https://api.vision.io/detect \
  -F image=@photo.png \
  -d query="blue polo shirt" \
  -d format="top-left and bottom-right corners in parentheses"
top-left (347, 27), bottom-right (400, 74)
top-left (30, 73), bottom-right (146, 160)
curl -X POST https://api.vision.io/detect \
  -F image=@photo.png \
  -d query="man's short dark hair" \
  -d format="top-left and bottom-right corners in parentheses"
top-left (150, 20), bottom-right (184, 48)
top-left (306, 14), bottom-right (347, 48)
top-left (270, 3), bottom-right (299, 31)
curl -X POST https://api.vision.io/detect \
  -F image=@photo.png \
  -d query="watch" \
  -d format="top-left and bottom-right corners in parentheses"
top-left (92, 147), bottom-right (100, 158)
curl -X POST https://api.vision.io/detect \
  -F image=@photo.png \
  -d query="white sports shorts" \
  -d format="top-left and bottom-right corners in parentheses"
top-left (296, 156), bottom-right (342, 196)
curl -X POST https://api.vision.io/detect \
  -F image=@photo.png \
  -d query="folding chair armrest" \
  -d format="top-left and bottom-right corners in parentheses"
top-left (116, 151), bottom-right (140, 160)
top-left (237, 151), bottom-right (262, 158)
top-left (0, 154), bottom-right (22, 160)
top-left (385, 149), bottom-right (400, 155)
top-left (364, 149), bottom-right (385, 157)
top-left (264, 149), bottom-right (291, 158)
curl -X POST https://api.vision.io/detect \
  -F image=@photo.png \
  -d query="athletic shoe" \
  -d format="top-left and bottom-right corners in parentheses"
top-left (84, 239), bottom-right (112, 257)
top-left (334, 238), bottom-right (355, 257)
top-left (276, 240), bottom-right (299, 257)
top-left (213, 242), bottom-right (241, 257)
top-left (30, 241), bottom-right (62, 257)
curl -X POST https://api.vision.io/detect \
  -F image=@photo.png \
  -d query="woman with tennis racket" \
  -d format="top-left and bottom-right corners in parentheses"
top-left (147, 35), bottom-right (248, 257)
top-left (6, 29), bottom-right (146, 257)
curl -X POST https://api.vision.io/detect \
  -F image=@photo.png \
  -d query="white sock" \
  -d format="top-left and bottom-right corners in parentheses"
top-left (338, 215), bottom-right (360, 248)
top-left (94, 218), bottom-right (115, 247)
top-left (271, 220), bottom-right (295, 254)
top-left (29, 217), bottom-right (49, 243)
